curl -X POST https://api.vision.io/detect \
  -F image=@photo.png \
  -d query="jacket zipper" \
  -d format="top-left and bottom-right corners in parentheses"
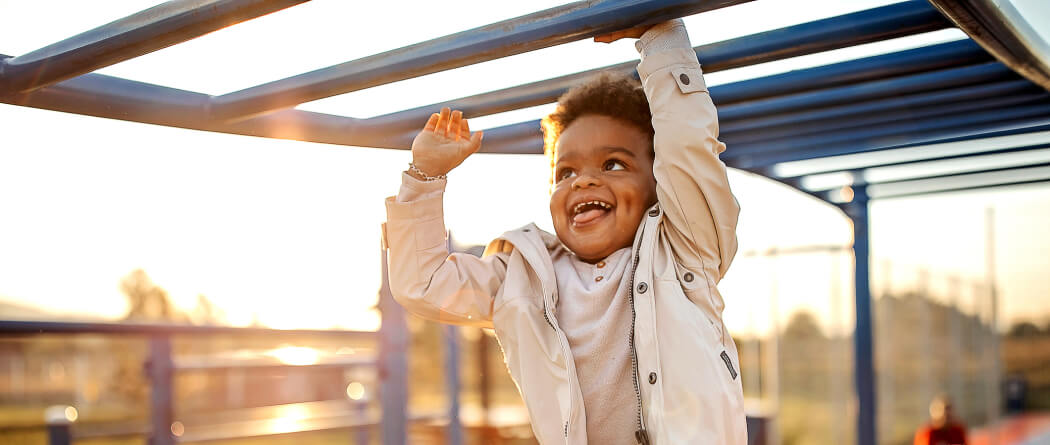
top-left (541, 283), bottom-right (578, 441)
top-left (627, 251), bottom-right (650, 445)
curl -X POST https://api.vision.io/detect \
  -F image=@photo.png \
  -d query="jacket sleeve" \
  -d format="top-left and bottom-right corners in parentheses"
top-left (383, 172), bottom-right (508, 328)
top-left (636, 21), bottom-right (740, 281)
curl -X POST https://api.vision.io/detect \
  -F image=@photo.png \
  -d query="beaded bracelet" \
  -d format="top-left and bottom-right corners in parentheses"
top-left (408, 162), bottom-right (447, 182)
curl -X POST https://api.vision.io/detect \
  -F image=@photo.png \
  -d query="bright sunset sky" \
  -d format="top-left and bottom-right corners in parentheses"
top-left (1, 0), bottom-right (1048, 335)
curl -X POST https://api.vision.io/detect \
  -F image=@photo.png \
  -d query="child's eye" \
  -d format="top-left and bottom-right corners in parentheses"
top-left (557, 168), bottom-right (576, 182)
top-left (604, 160), bottom-right (626, 171)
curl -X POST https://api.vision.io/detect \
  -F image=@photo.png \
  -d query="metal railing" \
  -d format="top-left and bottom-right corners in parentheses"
top-left (0, 245), bottom-right (464, 445)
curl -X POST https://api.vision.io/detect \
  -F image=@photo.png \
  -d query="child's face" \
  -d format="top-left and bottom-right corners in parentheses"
top-left (549, 114), bottom-right (657, 263)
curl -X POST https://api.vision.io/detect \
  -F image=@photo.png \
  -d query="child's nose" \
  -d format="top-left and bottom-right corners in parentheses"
top-left (571, 172), bottom-right (602, 190)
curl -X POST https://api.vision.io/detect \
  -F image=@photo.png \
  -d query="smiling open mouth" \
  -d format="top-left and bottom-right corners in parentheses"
top-left (572, 200), bottom-right (613, 226)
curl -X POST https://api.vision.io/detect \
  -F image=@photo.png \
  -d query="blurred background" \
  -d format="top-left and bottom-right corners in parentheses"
top-left (1, 0), bottom-right (1049, 444)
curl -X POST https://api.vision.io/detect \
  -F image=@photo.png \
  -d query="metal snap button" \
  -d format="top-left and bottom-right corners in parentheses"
top-left (637, 282), bottom-right (648, 293)
top-left (648, 372), bottom-right (657, 384)
top-left (679, 73), bottom-right (690, 85)
top-left (683, 272), bottom-right (694, 283)
top-left (648, 209), bottom-right (659, 217)
top-left (595, 276), bottom-right (603, 282)
top-left (596, 261), bottom-right (605, 268)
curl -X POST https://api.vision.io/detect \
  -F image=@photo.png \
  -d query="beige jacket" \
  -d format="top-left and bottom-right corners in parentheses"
top-left (384, 45), bottom-right (745, 444)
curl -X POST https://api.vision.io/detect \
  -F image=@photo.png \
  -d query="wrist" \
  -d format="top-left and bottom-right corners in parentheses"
top-left (406, 168), bottom-right (427, 181)
top-left (635, 19), bottom-right (690, 57)
top-left (408, 162), bottom-right (447, 182)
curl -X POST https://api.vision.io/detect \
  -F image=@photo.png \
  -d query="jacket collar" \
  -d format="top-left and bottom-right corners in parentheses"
top-left (486, 203), bottom-right (661, 305)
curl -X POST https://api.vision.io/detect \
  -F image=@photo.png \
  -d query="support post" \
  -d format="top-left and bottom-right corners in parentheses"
top-left (478, 331), bottom-right (491, 426)
top-left (146, 335), bottom-right (175, 445)
top-left (44, 406), bottom-right (73, 445)
top-left (443, 235), bottom-right (463, 445)
top-left (844, 185), bottom-right (876, 445)
top-left (378, 243), bottom-right (408, 445)
top-left (444, 326), bottom-right (463, 445)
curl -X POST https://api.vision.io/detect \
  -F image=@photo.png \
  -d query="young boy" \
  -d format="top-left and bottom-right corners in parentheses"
top-left (383, 19), bottom-right (745, 444)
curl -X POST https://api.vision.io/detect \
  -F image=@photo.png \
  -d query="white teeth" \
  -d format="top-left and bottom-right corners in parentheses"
top-left (572, 200), bottom-right (613, 214)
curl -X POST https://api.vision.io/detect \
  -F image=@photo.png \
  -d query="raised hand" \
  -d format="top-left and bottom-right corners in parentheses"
top-left (409, 107), bottom-right (483, 180)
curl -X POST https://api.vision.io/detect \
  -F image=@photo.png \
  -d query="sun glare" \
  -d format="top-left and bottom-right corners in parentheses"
top-left (266, 346), bottom-right (320, 366)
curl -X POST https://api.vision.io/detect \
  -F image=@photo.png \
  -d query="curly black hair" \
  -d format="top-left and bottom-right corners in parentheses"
top-left (540, 71), bottom-right (654, 183)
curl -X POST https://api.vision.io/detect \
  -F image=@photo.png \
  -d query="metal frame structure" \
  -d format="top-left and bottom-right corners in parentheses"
top-left (3, 1), bottom-right (1050, 445)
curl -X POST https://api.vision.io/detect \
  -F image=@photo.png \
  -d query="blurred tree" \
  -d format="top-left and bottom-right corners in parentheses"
top-left (1008, 321), bottom-right (1043, 338)
top-left (109, 269), bottom-right (188, 407)
top-left (783, 310), bottom-right (825, 340)
top-left (190, 294), bottom-right (225, 325)
top-left (121, 269), bottom-right (185, 322)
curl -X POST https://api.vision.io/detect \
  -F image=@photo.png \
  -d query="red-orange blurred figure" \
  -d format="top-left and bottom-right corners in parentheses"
top-left (914, 395), bottom-right (968, 445)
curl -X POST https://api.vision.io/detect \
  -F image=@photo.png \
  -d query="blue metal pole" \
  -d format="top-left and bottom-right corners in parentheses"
top-left (44, 409), bottom-right (73, 445)
top-left (362, 1), bottom-right (955, 132)
top-left (725, 91), bottom-right (1046, 146)
top-left (724, 104), bottom-right (1050, 169)
top-left (809, 161), bottom-right (1050, 195)
top-left (0, 0), bottom-right (310, 94)
top-left (864, 163), bottom-right (1050, 199)
top-left (0, 65), bottom-right (402, 150)
top-left (458, 53), bottom-right (1018, 156)
top-left (717, 62), bottom-right (1016, 123)
top-left (844, 186), bottom-right (876, 445)
top-left (770, 123), bottom-right (1050, 178)
top-left (0, 31), bottom-right (996, 154)
top-left (147, 335), bottom-right (175, 445)
top-left (720, 79), bottom-right (1039, 135)
top-left (710, 39), bottom-right (988, 106)
top-left (210, 0), bottom-right (753, 121)
top-left (378, 243), bottom-right (408, 445)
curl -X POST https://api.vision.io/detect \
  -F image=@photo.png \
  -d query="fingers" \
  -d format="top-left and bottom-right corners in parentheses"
top-left (449, 109), bottom-right (463, 141)
top-left (459, 118), bottom-right (471, 140)
top-left (424, 113), bottom-right (439, 132)
top-left (467, 130), bottom-right (484, 154)
top-left (435, 107), bottom-right (451, 136)
top-left (430, 107), bottom-right (476, 143)
top-left (594, 31), bottom-right (619, 43)
top-left (593, 24), bottom-right (654, 43)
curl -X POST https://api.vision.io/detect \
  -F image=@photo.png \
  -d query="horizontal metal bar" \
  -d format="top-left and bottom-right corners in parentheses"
top-left (0, 0), bottom-right (309, 94)
top-left (0, 65), bottom-right (409, 148)
top-left (867, 164), bottom-right (1050, 199)
top-left (726, 90), bottom-right (1048, 146)
top-left (0, 319), bottom-right (376, 338)
top-left (770, 123), bottom-right (1050, 177)
top-left (210, 0), bottom-right (752, 121)
top-left (805, 150), bottom-right (1050, 191)
top-left (710, 39), bottom-right (988, 106)
top-left (462, 65), bottom-right (1037, 155)
top-left (721, 78), bottom-right (1038, 135)
top-left (725, 107), bottom-right (1050, 169)
top-left (176, 357), bottom-right (377, 371)
top-left (872, 161), bottom-right (1050, 187)
top-left (364, 1), bottom-right (955, 132)
top-left (727, 102), bottom-right (1050, 161)
top-left (845, 142), bottom-right (1050, 175)
top-left (929, 0), bottom-right (1050, 91)
top-left (718, 61), bottom-right (1017, 122)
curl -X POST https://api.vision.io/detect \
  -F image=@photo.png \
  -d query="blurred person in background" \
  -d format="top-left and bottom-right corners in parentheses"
top-left (914, 394), bottom-right (968, 445)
